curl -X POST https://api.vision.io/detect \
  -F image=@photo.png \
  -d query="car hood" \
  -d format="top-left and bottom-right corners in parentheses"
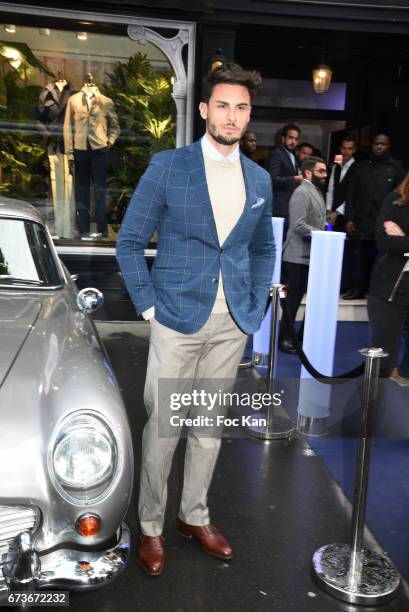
top-left (0, 294), bottom-right (42, 388)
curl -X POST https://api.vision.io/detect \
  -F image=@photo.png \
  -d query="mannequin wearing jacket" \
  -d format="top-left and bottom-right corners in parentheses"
top-left (37, 78), bottom-right (75, 238)
top-left (64, 80), bottom-right (120, 237)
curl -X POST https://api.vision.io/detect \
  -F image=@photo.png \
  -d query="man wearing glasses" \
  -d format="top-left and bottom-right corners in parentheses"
top-left (279, 157), bottom-right (327, 353)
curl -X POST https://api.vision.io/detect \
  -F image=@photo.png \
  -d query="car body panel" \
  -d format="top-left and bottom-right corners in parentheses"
top-left (0, 198), bottom-right (134, 594)
top-left (0, 197), bottom-right (44, 225)
top-left (0, 296), bottom-right (42, 387)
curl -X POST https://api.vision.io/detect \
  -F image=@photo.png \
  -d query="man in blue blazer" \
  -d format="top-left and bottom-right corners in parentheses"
top-left (117, 63), bottom-right (275, 575)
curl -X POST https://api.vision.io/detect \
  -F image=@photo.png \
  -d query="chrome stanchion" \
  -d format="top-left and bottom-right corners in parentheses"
top-left (247, 284), bottom-right (294, 441)
top-left (239, 356), bottom-right (252, 369)
top-left (312, 347), bottom-right (401, 605)
top-left (296, 414), bottom-right (327, 437)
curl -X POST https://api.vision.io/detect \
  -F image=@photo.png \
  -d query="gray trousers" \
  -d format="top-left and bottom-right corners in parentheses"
top-left (139, 313), bottom-right (247, 536)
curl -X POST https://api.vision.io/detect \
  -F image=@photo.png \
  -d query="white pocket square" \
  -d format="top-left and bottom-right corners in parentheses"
top-left (251, 198), bottom-right (265, 209)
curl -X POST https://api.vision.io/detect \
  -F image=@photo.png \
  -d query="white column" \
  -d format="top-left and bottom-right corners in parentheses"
top-left (172, 81), bottom-right (187, 148)
top-left (297, 231), bottom-right (345, 426)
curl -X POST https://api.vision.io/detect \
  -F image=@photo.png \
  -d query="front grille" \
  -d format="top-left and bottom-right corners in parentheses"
top-left (0, 505), bottom-right (40, 559)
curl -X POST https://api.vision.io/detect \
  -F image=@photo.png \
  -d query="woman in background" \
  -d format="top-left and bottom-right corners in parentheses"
top-left (367, 173), bottom-right (409, 377)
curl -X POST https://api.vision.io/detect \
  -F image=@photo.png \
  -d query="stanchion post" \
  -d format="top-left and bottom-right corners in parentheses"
top-left (266, 284), bottom-right (281, 391)
top-left (312, 347), bottom-right (401, 606)
top-left (246, 283), bottom-right (293, 441)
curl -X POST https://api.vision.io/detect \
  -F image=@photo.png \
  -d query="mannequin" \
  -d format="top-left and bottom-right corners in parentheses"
top-left (37, 71), bottom-right (75, 238)
top-left (63, 73), bottom-right (120, 238)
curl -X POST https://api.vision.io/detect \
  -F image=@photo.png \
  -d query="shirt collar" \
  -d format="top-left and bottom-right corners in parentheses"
top-left (201, 135), bottom-right (240, 162)
top-left (303, 178), bottom-right (324, 197)
top-left (342, 157), bottom-right (355, 169)
top-left (284, 147), bottom-right (296, 168)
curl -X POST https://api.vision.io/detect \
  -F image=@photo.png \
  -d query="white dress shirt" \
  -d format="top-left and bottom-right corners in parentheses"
top-left (201, 133), bottom-right (240, 162)
top-left (284, 147), bottom-right (297, 171)
top-left (326, 157), bottom-right (355, 216)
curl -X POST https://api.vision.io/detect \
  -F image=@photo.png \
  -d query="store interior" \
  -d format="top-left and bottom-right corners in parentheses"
top-left (0, 21), bottom-right (174, 240)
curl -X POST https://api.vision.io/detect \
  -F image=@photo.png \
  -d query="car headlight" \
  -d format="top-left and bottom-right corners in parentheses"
top-left (51, 412), bottom-right (118, 503)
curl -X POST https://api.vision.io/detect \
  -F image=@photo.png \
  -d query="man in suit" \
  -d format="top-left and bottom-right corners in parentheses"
top-left (345, 133), bottom-right (406, 299)
top-left (240, 130), bottom-right (257, 159)
top-left (279, 156), bottom-right (327, 353)
top-left (117, 63), bottom-right (275, 576)
top-left (266, 123), bottom-right (303, 231)
top-left (326, 136), bottom-right (357, 295)
top-left (296, 142), bottom-right (314, 169)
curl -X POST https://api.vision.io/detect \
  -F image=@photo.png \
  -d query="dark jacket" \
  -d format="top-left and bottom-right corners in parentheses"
top-left (266, 145), bottom-right (299, 218)
top-left (346, 154), bottom-right (406, 238)
top-left (37, 81), bottom-right (74, 154)
top-left (369, 191), bottom-right (409, 302)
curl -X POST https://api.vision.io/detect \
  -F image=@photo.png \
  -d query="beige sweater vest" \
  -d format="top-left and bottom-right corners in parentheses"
top-left (203, 154), bottom-right (246, 313)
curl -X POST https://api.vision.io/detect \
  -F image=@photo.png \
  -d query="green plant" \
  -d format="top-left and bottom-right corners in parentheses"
top-left (0, 70), bottom-right (42, 122)
top-left (102, 52), bottom-right (176, 215)
top-left (0, 71), bottom-right (47, 199)
top-left (0, 133), bottom-right (47, 198)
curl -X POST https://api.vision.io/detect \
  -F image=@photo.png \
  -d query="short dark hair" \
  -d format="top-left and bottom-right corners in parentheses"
top-left (281, 123), bottom-right (301, 138)
top-left (297, 142), bottom-right (314, 151)
top-left (301, 156), bottom-right (326, 174)
top-left (373, 133), bottom-right (390, 143)
top-left (341, 134), bottom-right (357, 146)
top-left (202, 62), bottom-right (262, 102)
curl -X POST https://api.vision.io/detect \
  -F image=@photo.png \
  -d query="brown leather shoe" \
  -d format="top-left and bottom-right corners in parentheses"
top-left (136, 534), bottom-right (165, 576)
top-left (176, 518), bottom-right (233, 560)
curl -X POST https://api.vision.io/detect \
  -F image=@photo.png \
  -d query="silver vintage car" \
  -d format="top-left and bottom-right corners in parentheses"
top-left (0, 197), bottom-right (133, 600)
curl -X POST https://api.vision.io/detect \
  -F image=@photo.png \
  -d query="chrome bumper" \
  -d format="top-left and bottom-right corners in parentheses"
top-left (0, 522), bottom-right (130, 598)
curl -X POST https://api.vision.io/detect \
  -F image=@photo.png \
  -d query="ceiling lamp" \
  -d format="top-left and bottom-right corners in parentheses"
top-left (4, 25), bottom-right (16, 34)
top-left (76, 32), bottom-right (88, 41)
top-left (312, 63), bottom-right (332, 94)
top-left (208, 49), bottom-right (226, 74)
top-left (0, 46), bottom-right (23, 69)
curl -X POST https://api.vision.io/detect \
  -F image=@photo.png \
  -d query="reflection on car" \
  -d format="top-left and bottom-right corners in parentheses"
top-left (0, 197), bottom-right (133, 598)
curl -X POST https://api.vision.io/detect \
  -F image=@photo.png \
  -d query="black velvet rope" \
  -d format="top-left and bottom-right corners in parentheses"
top-left (279, 297), bottom-right (365, 384)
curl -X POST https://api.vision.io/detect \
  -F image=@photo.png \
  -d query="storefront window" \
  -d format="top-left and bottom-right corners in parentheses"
top-left (0, 23), bottom-right (176, 242)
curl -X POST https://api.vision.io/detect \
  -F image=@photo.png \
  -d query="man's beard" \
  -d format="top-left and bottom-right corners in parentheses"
top-left (207, 122), bottom-right (242, 146)
top-left (311, 174), bottom-right (326, 192)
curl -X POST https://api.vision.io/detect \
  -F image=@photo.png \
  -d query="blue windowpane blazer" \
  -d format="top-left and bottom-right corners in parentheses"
top-left (116, 139), bottom-right (275, 334)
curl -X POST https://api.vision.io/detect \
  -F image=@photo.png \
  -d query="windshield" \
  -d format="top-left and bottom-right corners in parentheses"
top-left (0, 218), bottom-right (64, 287)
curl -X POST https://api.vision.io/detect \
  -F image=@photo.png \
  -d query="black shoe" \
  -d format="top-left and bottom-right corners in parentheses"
top-left (343, 291), bottom-right (366, 300)
top-left (279, 339), bottom-right (297, 354)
